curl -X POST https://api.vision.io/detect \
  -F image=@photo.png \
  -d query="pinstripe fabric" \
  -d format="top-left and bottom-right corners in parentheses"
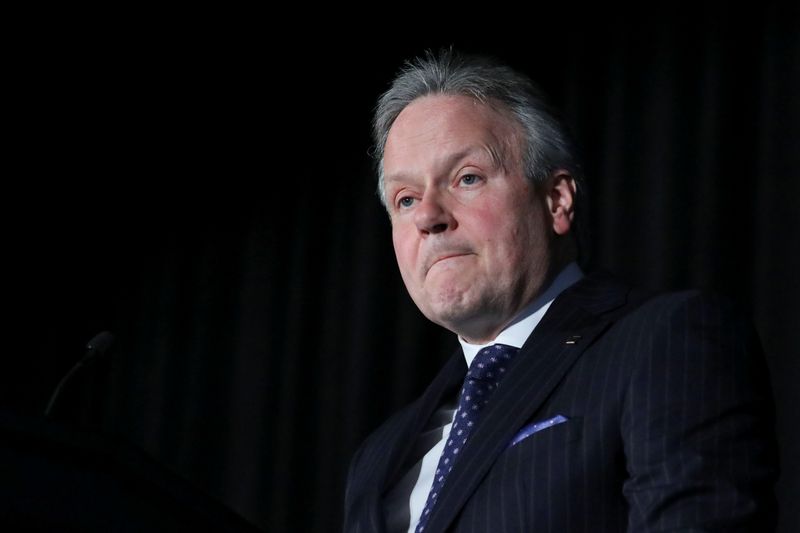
top-left (344, 274), bottom-right (778, 532)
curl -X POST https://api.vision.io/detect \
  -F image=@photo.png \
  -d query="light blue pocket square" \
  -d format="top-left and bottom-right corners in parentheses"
top-left (508, 415), bottom-right (569, 448)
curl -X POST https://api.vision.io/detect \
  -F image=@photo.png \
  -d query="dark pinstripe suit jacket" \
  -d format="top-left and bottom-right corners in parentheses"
top-left (344, 274), bottom-right (778, 532)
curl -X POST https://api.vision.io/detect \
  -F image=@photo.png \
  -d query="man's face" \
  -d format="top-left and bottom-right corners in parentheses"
top-left (383, 94), bottom-right (563, 343)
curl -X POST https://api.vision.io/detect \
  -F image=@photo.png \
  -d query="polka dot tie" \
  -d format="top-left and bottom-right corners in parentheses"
top-left (414, 343), bottom-right (519, 532)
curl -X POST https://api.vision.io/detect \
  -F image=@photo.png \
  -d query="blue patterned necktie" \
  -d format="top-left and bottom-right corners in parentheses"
top-left (415, 343), bottom-right (519, 532)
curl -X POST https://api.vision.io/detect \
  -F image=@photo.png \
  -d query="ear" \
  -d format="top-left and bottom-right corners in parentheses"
top-left (544, 170), bottom-right (576, 236)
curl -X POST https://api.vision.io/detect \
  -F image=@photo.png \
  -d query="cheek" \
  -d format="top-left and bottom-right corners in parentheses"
top-left (392, 227), bottom-right (417, 275)
top-left (467, 207), bottom-right (506, 241)
top-left (481, 213), bottom-right (527, 251)
top-left (487, 209), bottom-right (547, 266)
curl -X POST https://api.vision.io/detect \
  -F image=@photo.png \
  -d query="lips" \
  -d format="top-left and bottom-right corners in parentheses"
top-left (424, 249), bottom-right (474, 275)
top-left (432, 253), bottom-right (468, 266)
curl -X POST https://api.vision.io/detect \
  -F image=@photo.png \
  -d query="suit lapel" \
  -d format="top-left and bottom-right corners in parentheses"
top-left (351, 346), bottom-right (466, 532)
top-left (382, 349), bottom-right (467, 490)
top-left (425, 273), bottom-right (629, 531)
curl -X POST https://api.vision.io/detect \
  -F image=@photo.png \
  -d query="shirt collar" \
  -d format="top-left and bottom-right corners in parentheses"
top-left (459, 262), bottom-right (584, 367)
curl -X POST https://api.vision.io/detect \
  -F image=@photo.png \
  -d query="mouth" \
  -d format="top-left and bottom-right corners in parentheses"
top-left (425, 252), bottom-right (473, 275)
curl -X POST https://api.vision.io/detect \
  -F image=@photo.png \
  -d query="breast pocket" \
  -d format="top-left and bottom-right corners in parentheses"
top-left (462, 416), bottom-right (585, 530)
top-left (508, 415), bottom-right (583, 450)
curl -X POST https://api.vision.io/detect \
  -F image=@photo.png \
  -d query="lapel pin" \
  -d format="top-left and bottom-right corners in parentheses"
top-left (564, 335), bottom-right (582, 345)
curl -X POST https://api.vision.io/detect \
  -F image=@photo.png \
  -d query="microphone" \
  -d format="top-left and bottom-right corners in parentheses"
top-left (44, 331), bottom-right (115, 417)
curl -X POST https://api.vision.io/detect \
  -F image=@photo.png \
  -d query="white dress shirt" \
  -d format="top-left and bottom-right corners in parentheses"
top-left (383, 263), bottom-right (584, 532)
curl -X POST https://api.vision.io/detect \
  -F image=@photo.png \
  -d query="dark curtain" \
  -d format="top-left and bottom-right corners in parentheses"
top-left (6, 5), bottom-right (798, 533)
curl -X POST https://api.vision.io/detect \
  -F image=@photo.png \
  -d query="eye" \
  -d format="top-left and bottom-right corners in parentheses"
top-left (397, 196), bottom-right (415, 209)
top-left (459, 174), bottom-right (481, 186)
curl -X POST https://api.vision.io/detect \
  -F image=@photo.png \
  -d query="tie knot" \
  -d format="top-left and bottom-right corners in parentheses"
top-left (467, 343), bottom-right (517, 382)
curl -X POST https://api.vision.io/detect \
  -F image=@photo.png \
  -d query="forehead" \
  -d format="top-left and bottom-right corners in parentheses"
top-left (384, 95), bottom-right (521, 173)
top-left (386, 94), bottom-right (519, 153)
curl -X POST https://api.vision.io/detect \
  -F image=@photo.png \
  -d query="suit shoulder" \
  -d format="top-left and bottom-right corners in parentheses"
top-left (631, 288), bottom-right (756, 331)
top-left (575, 274), bottom-right (764, 364)
top-left (570, 268), bottom-right (740, 316)
top-left (616, 288), bottom-right (769, 397)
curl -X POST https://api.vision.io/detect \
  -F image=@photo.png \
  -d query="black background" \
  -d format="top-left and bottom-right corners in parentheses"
top-left (4, 5), bottom-right (798, 532)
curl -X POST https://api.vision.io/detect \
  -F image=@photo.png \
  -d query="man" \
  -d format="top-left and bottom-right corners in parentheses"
top-left (344, 49), bottom-right (777, 532)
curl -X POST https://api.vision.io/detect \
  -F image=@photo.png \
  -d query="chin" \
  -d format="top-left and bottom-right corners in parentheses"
top-left (423, 293), bottom-right (490, 332)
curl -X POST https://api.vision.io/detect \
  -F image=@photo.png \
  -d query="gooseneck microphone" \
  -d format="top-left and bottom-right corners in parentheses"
top-left (44, 331), bottom-right (115, 417)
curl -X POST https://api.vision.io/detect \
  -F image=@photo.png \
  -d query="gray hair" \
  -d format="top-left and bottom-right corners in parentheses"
top-left (372, 48), bottom-right (584, 208)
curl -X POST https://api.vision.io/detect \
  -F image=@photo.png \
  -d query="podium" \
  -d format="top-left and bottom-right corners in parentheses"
top-left (0, 411), bottom-right (262, 532)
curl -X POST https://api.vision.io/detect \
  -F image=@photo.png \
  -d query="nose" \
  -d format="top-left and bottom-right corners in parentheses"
top-left (414, 190), bottom-right (455, 235)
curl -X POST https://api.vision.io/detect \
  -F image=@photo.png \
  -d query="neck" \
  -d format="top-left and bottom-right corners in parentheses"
top-left (456, 253), bottom-right (576, 344)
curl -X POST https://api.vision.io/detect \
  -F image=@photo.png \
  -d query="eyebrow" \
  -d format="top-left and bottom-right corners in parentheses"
top-left (384, 145), bottom-right (503, 186)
